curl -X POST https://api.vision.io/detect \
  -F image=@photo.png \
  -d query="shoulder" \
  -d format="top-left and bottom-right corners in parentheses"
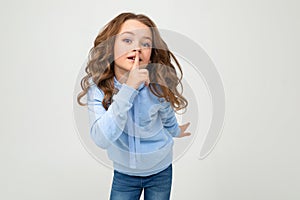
top-left (87, 77), bottom-right (104, 99)
top-left (143, 84), bottom-right (166, 103)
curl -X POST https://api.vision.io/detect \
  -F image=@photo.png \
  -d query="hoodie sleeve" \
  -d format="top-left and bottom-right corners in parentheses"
top-left (87, 83), bottom-right (138, 149)
top-left (159, 99), bottom-right (181, 137)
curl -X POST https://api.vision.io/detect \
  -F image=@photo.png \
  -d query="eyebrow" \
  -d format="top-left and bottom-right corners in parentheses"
top-left (120, 31), bottom-right (152, 41)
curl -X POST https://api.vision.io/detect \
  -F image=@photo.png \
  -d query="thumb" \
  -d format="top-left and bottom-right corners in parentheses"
top-left (181, 122), bottom-right (190, 131)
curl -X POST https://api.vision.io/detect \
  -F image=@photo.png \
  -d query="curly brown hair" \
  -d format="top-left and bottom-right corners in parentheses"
top-left (77, 12), bottom-right (188, 112)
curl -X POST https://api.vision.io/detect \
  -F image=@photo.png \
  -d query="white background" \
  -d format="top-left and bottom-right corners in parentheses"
top-left (1, 0), bottom-right (299, 199)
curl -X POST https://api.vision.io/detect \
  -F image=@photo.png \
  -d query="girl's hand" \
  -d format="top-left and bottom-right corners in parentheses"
top-left (125, 52), bottom-right (150, 90)
top-left (178, 122), bottom-right (191, 138)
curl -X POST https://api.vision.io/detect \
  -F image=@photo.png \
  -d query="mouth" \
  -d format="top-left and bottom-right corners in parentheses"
top-left (127, 56), bottom-right (142, 62)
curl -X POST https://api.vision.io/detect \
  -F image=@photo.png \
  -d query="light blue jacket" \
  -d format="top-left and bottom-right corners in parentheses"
top-left (87, 77), bottom-right (181, 176)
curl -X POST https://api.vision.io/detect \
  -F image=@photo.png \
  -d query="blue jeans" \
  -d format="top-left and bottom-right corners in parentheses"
top-left (110, 165), bottom-right (172, 200)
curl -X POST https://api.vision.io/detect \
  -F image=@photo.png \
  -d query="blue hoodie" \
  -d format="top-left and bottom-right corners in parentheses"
top-left (87, 77), bottom-right (181, 176)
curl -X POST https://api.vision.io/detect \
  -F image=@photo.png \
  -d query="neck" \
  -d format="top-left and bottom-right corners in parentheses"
top-left (114, 65), bottom-right (129, 84)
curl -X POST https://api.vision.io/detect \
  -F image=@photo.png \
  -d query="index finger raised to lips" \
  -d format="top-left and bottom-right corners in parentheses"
top-left (131, 52), bottom-right (140, 70)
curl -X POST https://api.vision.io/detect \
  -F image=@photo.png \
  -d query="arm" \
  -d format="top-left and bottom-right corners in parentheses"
top-left (159, 99), bottom-right (191, 138)
top-left (87, 83), bottom-right (138, 149)
top-left (158, 99), bottom-right (181, 137)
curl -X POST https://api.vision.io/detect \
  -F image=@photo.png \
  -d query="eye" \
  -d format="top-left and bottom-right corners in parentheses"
top-left (142, 42), bottom-right (151, 48)
top-left (122, 38), bottom-right (132, 44)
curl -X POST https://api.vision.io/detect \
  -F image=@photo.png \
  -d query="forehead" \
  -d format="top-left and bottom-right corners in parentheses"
top-left (118, 19), bottom-right (152, 38)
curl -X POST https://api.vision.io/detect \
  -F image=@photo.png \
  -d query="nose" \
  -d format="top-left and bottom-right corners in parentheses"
top-left (133, 46), bottom-right (141, 53)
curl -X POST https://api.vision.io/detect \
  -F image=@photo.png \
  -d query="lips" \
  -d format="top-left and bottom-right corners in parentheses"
top-left (127, 55), bottom-right (142, 62)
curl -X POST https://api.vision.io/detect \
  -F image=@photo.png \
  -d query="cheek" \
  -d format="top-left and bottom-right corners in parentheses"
top-left (114, 41), bottom-right (131, 60)
top-left (143, 49), bottom-right (152, 61)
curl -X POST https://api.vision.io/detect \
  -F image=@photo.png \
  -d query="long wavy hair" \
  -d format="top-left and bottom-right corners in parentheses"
top-left (77, 12), bottom-right (188, 112)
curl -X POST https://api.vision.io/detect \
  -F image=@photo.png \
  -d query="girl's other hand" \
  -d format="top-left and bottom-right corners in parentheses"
top-left (125, 52), bottom-right (150, 89)
top-left (178, 122), bottom-right (191, 138)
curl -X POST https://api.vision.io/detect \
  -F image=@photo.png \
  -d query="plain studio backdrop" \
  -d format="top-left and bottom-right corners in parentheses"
top-left (1, 0), bottom-right (299, 199)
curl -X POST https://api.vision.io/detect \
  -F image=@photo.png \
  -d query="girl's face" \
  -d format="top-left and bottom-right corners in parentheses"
top-left (114, 19), bottom-right (152, 75)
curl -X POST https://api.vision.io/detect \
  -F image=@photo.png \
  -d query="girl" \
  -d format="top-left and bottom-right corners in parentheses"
top-left (77, 12), bottom-right (191, 200)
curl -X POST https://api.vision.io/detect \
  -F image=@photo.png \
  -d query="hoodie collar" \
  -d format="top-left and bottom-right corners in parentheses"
top-left (114, 76), bottom-right (122, 89)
